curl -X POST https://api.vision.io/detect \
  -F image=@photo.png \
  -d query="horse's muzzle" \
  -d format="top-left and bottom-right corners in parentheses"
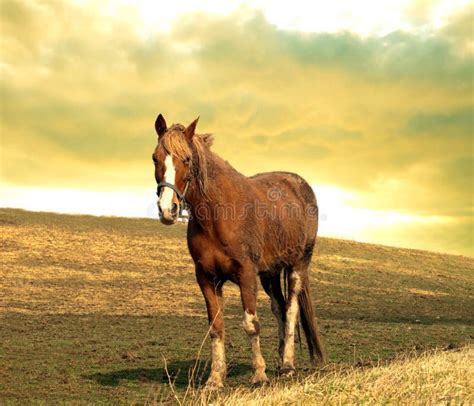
top-left (158, 203), bottom-right (179, 225)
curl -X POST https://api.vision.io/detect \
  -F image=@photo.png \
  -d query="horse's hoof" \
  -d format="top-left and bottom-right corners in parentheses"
top-left (204, 379), bottom-right (224, 391)
top-left (251, 375), bottom-right (270, 387)
top-left (278, 366), bottom-right (296, 378)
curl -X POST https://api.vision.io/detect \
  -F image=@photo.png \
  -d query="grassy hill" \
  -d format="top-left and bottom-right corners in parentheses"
top-left (0, 208), bottom-right (472, 404)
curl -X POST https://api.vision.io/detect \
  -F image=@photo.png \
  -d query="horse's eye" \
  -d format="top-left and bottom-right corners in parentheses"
top-left (183, 157), bottom-right (190, 165)
top-left (152, 155), bottom-right (158, 164)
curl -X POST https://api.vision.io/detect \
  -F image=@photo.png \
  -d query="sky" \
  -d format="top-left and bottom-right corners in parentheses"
top-left (0, 0), bottom-right (473, 256)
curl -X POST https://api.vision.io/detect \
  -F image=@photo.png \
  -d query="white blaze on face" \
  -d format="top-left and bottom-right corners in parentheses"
top-left (160, 155), bottom-right (176, 210)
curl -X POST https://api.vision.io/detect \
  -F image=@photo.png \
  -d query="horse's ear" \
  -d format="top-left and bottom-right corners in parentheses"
top-left (185, 116), bottom-right (199, 141)
top-left (155, 114), bottom-right (167, 138)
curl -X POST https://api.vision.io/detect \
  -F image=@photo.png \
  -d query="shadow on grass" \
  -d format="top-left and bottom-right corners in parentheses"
top-left (85, 359), bottom-right (252, 388)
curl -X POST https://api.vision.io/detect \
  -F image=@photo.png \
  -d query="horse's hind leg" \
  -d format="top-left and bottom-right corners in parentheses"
top-left (280, 267), bottom-right (302, 376)
top-left (260, 272), bottom-right (286, 363)
top-left (239, 266), bottom-right (269, 385)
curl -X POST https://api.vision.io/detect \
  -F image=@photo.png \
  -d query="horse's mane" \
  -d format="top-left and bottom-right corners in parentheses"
top-left (160, 123), bottom-right (214, 199)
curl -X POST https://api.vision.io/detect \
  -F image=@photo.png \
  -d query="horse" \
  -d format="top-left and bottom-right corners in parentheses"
top-left (151, 114), bottom-right (327, 388)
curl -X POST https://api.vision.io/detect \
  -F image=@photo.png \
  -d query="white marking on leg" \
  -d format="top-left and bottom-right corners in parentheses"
top-left (282, 273), bottom-right (301, 369)
top-left (242, 310), bottom-right (257, 334)
top-left (207, 337), bottom-right (226, 388)
top-left (243, 311), bottom-right (268, 383)
top-left (160, 155), bottom-right (176, 210)
top-left (212, 337), bottom-right (225, 372)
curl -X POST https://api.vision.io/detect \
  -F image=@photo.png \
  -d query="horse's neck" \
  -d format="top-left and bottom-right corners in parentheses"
top-left (187, 149), bottom-right (245, 210)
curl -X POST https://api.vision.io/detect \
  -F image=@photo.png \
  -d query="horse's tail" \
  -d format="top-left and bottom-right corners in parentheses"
top-left (298, 275), bottom-right (327, 365)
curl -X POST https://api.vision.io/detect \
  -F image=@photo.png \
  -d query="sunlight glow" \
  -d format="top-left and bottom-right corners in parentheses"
top-left (315, 185), bottom-right (450, 243)
top-left (0, 184), bottom-right (452, 252)
top-left (257, 0), bottom-right (471, 34)
top-left (72, 0), bottom-right (471, 36)
top-left (0, 185), bottom-right (158, 219)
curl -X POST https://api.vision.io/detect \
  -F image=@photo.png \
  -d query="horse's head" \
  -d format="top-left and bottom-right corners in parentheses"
top-left (152, 114), bottom-right (198, 225)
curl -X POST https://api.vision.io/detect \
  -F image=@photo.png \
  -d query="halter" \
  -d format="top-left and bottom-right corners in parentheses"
top-left (156, 179), bottom-right (190, 216)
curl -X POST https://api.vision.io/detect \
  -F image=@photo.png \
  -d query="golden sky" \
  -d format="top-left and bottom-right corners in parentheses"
top-left (1, 0), bottom-right (473, 256)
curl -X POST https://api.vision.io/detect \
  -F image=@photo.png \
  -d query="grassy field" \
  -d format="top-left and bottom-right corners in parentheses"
top-left (0, 208), bottom-right (473, 404)
top-left (209, 346), bottom-right (473, 405)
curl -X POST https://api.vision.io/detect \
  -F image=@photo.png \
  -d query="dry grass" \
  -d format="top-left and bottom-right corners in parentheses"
top-left (194, 346), bottom-right (473, 405)
top-left (0, 220), bottom-right (203, 316)
top-left (1, 208), bottom-right (473, 404)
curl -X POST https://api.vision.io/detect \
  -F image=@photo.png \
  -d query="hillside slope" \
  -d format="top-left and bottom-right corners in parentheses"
top-left (209, 346), bottom-right (473, 405)
top-left (1, 208), bottom-right (473, 404)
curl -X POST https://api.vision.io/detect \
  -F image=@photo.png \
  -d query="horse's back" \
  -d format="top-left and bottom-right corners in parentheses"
top-left (250, 171), bottom-right (317, 207)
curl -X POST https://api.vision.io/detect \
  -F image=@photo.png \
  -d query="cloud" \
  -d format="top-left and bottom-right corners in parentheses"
top-left (405, 107), bottom-right (473, 137)
top-left (442, 4), bottom-right (474, 52)
top-left (403, 0), bottom-right (438, 26)
top-left (0, 1), bottom-right (472, 254)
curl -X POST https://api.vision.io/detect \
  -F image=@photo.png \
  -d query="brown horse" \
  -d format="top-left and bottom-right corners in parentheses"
top-left (152, 114), bottom-right (326, 388)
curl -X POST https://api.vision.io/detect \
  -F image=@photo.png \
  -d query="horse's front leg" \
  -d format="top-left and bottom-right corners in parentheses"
top-left (195, 268), bottom-right (226, 389)
top-left (240, 267), bottom-right (269, 386)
